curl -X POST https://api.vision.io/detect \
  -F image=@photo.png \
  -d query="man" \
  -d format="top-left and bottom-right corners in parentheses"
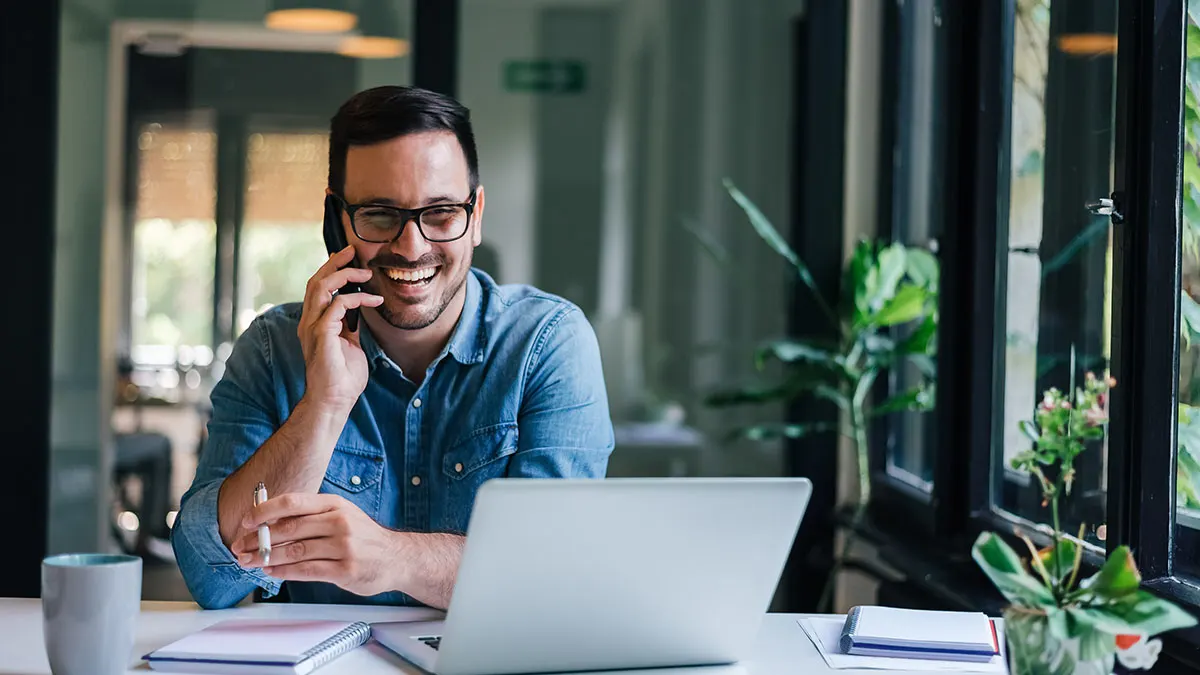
top-left (172, 86), bottom-right (614, 610)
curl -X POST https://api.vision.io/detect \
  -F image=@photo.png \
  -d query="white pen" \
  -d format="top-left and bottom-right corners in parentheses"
top-left (253, 482), bottom-right (271, 567)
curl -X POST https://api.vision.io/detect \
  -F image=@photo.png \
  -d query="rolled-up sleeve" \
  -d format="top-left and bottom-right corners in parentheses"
top-left (171, 317), bottom-right (283, 608)
top-left (507, 307), bottom-right (615, 479)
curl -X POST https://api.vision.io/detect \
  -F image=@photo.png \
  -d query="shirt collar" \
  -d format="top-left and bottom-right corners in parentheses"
top-left (359, 269), bottom-right (487, 373)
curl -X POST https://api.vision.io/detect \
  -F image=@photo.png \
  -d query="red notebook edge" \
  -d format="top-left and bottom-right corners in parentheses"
top-left (989, 618), bottom-right (1000, 654)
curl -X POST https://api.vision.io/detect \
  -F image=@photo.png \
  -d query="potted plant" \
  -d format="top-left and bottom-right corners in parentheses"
top-left (705, 180), bottom-right (938, 611)
top-left (973, 374), bottom-right (1197, 673)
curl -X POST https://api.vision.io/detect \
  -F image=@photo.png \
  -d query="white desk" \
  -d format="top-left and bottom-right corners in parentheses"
top-left (0, 599), bottom-right (976, 675)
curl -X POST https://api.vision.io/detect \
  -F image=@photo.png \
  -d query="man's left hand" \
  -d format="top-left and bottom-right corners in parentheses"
top-left (232, 493), bottom-right (404, 597)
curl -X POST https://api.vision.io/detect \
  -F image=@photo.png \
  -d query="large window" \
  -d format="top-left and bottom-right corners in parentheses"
top-left (130, 121), bottom-right (218, 396)
top-left (237, 131), bottom-right (329, 334)
top-left (995, 0), bottom-right (1117, 550)
top-left (1175, 4), bottom-right (1200, 576)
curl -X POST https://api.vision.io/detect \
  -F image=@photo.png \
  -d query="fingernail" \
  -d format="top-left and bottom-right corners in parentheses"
top-left (239, 554), bottom-right (252, 565)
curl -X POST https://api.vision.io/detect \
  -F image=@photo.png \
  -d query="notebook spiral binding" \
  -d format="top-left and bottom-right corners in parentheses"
top-left (301, 622), bottom-right (372, 669)
top-left (838, 606), bottom-right (864, 653)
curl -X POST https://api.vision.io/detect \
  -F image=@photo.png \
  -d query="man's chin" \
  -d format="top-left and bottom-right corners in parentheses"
top-left (375, 302), bottom-right (438, 330)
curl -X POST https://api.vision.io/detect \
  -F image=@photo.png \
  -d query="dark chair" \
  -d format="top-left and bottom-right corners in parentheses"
top-left (113, 431), bottom-right (174, 552)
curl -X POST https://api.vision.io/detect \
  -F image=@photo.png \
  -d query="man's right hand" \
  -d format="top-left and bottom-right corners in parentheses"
top-left (297, 245), bottom-right (383, 417)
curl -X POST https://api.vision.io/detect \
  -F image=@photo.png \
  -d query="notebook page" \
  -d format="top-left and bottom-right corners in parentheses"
top-left (150, 620), bottom-right (357, 663)
top-left (854, 607), bottom-right (994, 649)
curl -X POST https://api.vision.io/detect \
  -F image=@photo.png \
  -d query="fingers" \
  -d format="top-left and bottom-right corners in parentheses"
top-left (319, 293), bottom-right (384, 332)
top-left (242, 493), bottom-right (344, 530)
top-left (301, 264), bottom-right (374, 332)
top-left (231, 511), bottom-right (340, 557)
top-left (240, 534), bottom-right (344, 569)
top-left (262, 560), bottom-right (344, 584)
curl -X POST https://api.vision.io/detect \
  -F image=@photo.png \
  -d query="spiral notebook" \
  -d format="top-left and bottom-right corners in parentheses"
top-left (143, 619), bottom-right (372, 674)
top-left (838, 606), bottom-right (999, 663)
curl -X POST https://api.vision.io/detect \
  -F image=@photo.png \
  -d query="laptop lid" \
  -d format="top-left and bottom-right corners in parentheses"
top-left (430, 477), bottom-right (811, 675)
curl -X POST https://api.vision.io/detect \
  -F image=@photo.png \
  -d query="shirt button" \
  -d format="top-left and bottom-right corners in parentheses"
top-left (411, 475), bottom-right (422, 486)
top-left (350, 475), bottom-right (362, 486)
top-left (412, 398), bottom-right (422, 408)
top-left (454, 463), bottom-right (464, 473)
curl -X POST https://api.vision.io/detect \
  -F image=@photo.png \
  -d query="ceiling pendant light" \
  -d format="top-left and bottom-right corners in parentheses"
top-left (339, 2), bottom-right (409, 59)
top-left (265, 0), bottom-right (358, 34)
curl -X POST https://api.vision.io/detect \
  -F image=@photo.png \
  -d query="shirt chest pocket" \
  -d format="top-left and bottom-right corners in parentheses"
top-left (321, 447), bottom-right (384, 520)
top-left (438, 424), bottom-right (518, 529)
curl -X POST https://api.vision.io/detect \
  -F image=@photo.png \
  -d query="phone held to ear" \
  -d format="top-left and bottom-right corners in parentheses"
top-left (322, 194), bottom-right (363, 333)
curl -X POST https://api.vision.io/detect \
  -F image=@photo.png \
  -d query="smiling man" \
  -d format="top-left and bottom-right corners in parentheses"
top-left (171, 86), bottom-right (615, 610)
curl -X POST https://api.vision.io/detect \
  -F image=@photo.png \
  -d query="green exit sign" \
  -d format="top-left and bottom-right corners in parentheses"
top-left (504, 60), bottom-right (586, 94)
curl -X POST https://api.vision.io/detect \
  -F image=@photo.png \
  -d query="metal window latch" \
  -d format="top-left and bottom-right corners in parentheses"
top-left (1086, 193), bottom-right (1124, 223)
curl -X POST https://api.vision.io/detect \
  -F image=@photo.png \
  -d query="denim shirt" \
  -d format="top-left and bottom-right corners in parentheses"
top-left (171, 269), bottom-right (614, 609)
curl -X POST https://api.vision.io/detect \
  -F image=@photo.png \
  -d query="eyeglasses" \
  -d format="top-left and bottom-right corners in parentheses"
top-left (332, 190), bottom-right (478, 243)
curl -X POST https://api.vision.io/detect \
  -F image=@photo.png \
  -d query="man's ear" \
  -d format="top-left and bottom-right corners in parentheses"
top-left (471, 185), bottom-right (486, 247)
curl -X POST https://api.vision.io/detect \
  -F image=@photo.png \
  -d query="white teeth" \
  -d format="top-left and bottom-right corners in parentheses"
top-left (385, 267), bottom-right (437, 282)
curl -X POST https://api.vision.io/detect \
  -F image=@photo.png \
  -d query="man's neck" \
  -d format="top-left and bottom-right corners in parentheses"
top-left (362, 287), bottom-right (467, 384)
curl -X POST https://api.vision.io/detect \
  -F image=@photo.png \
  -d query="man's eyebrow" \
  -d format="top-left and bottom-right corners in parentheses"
top-left (350, 195), bottom-right (464, 207)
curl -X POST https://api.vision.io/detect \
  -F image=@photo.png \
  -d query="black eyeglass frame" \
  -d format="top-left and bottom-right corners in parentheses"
top-left (331, 188), bottom-right (479, 243)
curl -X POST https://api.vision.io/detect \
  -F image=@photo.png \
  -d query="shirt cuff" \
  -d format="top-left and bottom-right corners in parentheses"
top-left (174, 480), bottom-right (283, 598)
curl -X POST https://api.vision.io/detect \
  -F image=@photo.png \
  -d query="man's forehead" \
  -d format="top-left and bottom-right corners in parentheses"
top-left (343, 133), bottom-right (470, 203)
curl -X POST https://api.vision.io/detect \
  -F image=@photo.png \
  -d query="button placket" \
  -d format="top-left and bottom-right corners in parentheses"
top-left (404, 386), bottom-right (429, 529)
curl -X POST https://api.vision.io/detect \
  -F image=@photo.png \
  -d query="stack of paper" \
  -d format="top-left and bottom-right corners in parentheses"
top-left (797, 616), bottom-right (1007, 673)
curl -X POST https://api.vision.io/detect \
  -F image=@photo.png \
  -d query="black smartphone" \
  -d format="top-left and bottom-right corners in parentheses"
top-left (321, 194), bottom-right (363, 333)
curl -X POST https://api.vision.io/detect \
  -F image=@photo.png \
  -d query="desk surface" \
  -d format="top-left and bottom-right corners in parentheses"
top-left (0, 599), bottom-right (982, 675)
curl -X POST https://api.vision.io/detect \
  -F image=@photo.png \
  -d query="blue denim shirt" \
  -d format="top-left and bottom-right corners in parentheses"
top-left (172, 269), bottom-right (614, 609)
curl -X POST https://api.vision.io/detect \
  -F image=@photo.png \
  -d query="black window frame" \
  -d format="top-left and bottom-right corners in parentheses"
top-left (868, 0), bottom-right (1200, 667)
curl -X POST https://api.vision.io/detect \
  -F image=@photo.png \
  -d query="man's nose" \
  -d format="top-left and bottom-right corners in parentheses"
top-left (391, 216), bottom-right (433, 259)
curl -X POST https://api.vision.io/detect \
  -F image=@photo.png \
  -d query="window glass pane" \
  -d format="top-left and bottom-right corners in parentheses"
top-left (1174, 5), bottom-right (1200, 571)
top-left (995, 0), bottom-right (1118, 549)
top-left (131, 122), bottom-right (217, 375)
top-left (237, 131), bottom-right (330, 334)
top-left (884, 0), bottom-right (944, 491)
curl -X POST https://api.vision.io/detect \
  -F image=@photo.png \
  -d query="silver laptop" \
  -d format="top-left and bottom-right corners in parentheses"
top-left (372, 477), bottom-right (811, 675)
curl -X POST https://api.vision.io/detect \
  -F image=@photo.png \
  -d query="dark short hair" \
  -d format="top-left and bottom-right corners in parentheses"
top-left (328, 85), bottom-right (479, 195)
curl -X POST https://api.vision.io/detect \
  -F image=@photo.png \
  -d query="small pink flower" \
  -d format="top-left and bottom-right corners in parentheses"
top-left (1039, 393), bottom-right (1056, 412)
top-left (1061, 401), bottom-right (1072, 410)
top-left (1085, 405), bottom-right (1106, 426)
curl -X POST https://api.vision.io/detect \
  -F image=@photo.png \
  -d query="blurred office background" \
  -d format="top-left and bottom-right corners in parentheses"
top-left (32, 0), bottom-right (818, 603)
top-left (10, 0), bottom-right (1152, 632)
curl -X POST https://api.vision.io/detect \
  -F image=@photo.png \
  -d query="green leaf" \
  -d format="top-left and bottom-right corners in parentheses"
top-left (1189, 23), bottom-right (1200, 60)
top-left (873, 386), bottom-right (934, 415)
top-left (753, 340), bottom-right (846, 372)
top-left (870, 284), bottom-right (929, 328)
top-left (1080, 547), bottom-right (1141, 600)
top-left (1064, 608), bottom-right (1119, 661)
top-left (906, 248), bottom-right (939, 291)
top-left (725, 179), bottom-right (837, 326)
top-left (874, 243), bottom-right (907, 310)
top-left (1038, 539), bottom-right (1080, 586)
top-left (1186, 155), bottom-right (1200, 193)
top-left (971, 532), bottom-right (1056, 607)
top-left (1182, 291), bottom-right (1200, 348)
top-left (844, 239), bottom-right (876, 326)
top-left (734, 422), bottom-right (839, 442)
top-left (1177, 453), bottom-right (1200, 509)
top-left (1090, 590), bottom-right (1198, 636)
top-left (907, 353), bottom-right (937, 379)
top-left (1020, 419), bottom-right (1041, 445)
top-left (897, 314), bottom-right (937, 355)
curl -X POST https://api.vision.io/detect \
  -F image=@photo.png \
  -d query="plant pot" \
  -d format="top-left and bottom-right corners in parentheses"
top-left (1003, 607), bottom-right (1115, 675)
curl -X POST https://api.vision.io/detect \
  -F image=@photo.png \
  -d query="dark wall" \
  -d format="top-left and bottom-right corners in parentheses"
top-left (0, 0), bottom-right (59, 596)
